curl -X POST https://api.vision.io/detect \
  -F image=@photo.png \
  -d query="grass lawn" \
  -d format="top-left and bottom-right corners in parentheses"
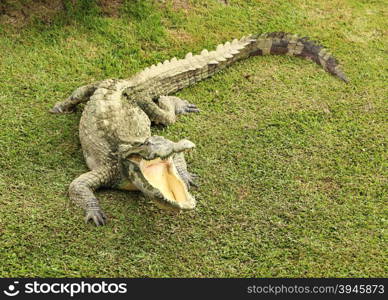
top-left (0, 0), bottom-right (386, 277)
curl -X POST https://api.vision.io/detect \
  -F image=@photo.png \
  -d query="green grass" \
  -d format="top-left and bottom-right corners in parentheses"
top-left (0, 0), bottom-right (387, 277)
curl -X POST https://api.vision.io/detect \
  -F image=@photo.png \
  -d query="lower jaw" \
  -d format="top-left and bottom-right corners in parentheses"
top-left (153, 199), bottom-right (183, 211)
top-left (153, 194), bottom-right (196, 211)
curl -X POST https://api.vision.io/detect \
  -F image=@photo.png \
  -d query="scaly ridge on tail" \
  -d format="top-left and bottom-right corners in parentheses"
top-left (130, 32), bottom-right (348, 99)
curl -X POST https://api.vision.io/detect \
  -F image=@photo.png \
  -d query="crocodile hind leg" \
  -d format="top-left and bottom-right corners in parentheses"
top-left (173, 152), bottom-right (198, 188)
top-left (69, 166), bottom-right (116, 226)
top-left (137, 96), bottom-right (199, 126)
top-left (50, 81), bottom-right (102, 113)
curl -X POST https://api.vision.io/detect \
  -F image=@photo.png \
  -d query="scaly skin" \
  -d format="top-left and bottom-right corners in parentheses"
top-left (51, 32), bottom-right (348, 226)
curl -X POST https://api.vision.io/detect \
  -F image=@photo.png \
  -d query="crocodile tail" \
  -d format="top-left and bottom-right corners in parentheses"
top-left (134, 32), bottom-right (348, 98)
top-left (249, 32), bottom-right (348, 82)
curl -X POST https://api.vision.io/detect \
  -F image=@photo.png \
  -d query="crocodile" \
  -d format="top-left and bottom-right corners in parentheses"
top-left (51, 32), bottom-right (348, 226)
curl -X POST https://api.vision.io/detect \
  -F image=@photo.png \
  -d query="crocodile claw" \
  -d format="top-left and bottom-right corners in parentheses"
top-left (183, 103), bottom-right (200, 113)
top-left (175, 100), bottom-right (200, 114)
top-left (49, 102), bottom-right (76, 114)
top-left (187, 172), bottom-right (199, 188)
top-left (85, 209), bottom-right (107, 226)
top-left (178, 170), bottom-right (199, 188)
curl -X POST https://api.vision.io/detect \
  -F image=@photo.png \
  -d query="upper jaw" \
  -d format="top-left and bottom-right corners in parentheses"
top-left (128, 138), bottom-right (195, 162)
top-left (122, 137), bottom-right (196, 210)
top-left (127, 151), bottom-right (174, 164)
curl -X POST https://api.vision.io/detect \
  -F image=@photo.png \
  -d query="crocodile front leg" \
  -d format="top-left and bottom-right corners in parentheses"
top-left (50, 81), bottom-right (102, 113)
top-left (69, 166), bottom-right (116, 226)
top-left (137, 96), bottom-right (199, 126)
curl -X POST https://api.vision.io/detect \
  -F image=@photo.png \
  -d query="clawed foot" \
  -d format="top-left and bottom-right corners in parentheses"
top-left (187, 172), bottom-right (199, 187)
top-left (173, 98), bottom-right (200, 115)
top-left (85, 209), bottom-right (107, 226)
top-left (179, 171), bottom-right (199, 188)
top-left (49, 101), bottom-right (76, 114)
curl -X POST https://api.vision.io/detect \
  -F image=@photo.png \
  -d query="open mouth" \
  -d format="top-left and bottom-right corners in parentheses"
top-left (129, 154), bottom-right (196, 210)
